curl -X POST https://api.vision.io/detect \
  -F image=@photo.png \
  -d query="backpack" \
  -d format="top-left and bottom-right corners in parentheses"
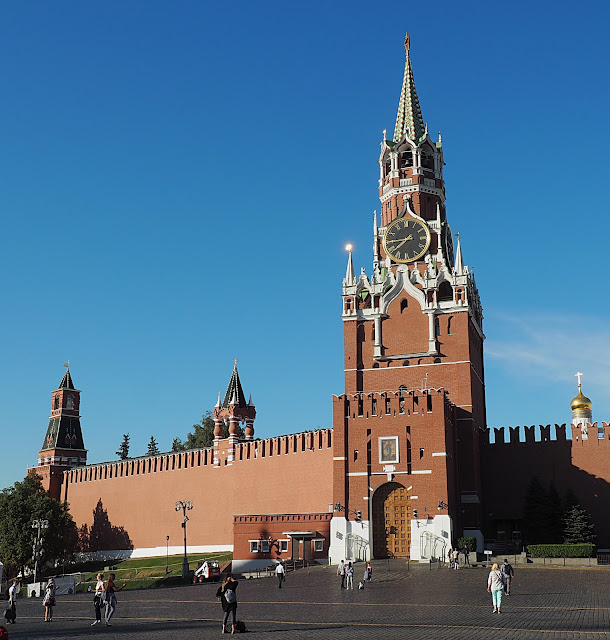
top-left (235, 619), bottom-right (247, 633)
top-left (224, 588), bottom-right (237, 604)
top-left (358, 581), bottom-right (365, 590)
top-left (502, 563), bottom-right (512, 576)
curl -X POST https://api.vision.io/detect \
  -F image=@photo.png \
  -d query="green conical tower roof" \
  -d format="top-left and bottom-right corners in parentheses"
top-left (393, 33), bottom-right (425, 144)
top-left (222, 360), bottom-right (248, 409)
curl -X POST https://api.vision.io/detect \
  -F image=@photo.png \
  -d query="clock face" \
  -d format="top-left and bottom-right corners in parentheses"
top-left (442, 223), bottom-right (455, 270)
top-left (384, 216), bottom-right (431, 263)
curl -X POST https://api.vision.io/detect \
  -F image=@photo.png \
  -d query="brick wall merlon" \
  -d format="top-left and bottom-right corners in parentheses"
top-left (485, 424), bottom-right (570, 445)
top-left (233, 513), bottom-right (332, 524)
top-left (234, 429), bottom-right (333, 460)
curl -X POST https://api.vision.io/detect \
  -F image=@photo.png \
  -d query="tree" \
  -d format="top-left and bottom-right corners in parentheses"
top-left (116, 433), bottom-right (131, 460)
top-left (147, 436), bottom-right (160, 456)
top-left (563, 505), bottom-right (596, 545)
top-left (0, 473), bottom-right (78, 578)
top-left (172, 411), bottom-right (244, 451)
top-left (523, 476), bottom-right (554, 544)
top-left (547, 483), bottom-right (564, 544)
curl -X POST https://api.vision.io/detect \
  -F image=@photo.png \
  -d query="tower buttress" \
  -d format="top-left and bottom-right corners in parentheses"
top-left (31, 366), bottom-right (87, 499)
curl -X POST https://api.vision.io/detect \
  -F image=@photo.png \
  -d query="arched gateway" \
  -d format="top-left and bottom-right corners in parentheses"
top-left (372, 482), bottom-right (411, 558)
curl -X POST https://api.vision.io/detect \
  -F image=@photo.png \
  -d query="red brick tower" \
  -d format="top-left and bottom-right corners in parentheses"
top-left (330, 34), bottom-right (486, 562)
top-left (31, 365), bottom-right (87, 499)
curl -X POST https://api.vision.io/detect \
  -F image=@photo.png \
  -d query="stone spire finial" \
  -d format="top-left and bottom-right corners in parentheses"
top-left (454, 232), bottom-right (463, 274)
top-left (344, 244), bottom-right (356, 285)
top-left (393, 33), bottom-right (425, 143)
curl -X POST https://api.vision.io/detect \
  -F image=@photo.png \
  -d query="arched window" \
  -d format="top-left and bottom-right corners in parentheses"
top-left (402, 359), bottom-right (410, 367)
top-left (421, 145), bottom-right (435, 171)
top-left (435, 318), bottom-right (440, 337)
top-left (400, 298), bottom-right (408, 313)
top-left (400, 150), bottom-right (413, 168)
top-left (434, 357), bottom-right (441, 364)
top-left (447, 315), bottom-right (454, 334)
top-left (438, 281), bottom-right (453, 302)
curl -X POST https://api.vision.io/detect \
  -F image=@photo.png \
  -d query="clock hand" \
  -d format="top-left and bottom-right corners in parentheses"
top-left (387, 235), bottom-right (413, 245)
top-left (389, 238), bottom-right (409, 251)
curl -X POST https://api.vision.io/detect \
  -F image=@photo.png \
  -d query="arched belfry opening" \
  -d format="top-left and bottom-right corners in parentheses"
top-left (372, 482), bottom-right (411, 558)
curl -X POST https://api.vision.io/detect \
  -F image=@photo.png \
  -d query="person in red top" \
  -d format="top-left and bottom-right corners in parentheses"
top-left (104, 573), bottom-right (127, 626)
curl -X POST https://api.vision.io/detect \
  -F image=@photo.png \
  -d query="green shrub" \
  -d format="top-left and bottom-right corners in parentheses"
top-left (457, 537), bottom-right (477, 552)
top-left (527, 544), bottom-right (596, 558)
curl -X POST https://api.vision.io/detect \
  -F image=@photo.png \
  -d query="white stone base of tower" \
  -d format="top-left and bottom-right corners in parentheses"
top-left (410, 514), bottom-right (452, 561)
top-left (329, 516), bottom-right (371, 565)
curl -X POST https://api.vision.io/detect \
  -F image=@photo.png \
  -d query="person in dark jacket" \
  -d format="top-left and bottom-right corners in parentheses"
top-left (216, 573), bottom-right (238, 634)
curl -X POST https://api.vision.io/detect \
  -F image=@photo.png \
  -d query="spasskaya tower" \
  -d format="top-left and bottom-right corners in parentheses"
top-left (330, 34), bottom-right (486, 562)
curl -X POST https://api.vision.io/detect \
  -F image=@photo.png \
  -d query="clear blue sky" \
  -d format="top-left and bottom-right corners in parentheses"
top-left (2, 0), bottom-right (609, 489)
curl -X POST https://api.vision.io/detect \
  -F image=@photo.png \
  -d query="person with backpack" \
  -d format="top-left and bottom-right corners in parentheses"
top-left (501, 559), bottom-right (515, 594)
top-left (216, 573), bottom-right (239, 634)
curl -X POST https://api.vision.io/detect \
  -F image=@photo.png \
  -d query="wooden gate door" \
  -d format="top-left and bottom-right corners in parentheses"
top-left (372, 482), bottom-right (411, 558)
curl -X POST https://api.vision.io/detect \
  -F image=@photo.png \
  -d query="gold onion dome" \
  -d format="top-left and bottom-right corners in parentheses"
top-left (571, 386), bottom-right (592, 413)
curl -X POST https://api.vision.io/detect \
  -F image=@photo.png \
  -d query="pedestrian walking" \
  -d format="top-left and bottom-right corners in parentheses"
top-left (487, 562), bottom-right (505, 614)
top-left (452, 548), bottom-right (459, 569)
top-left (216, 573), bottom-right (239, 635)
top-left (104, 573), bottom-right (126, 626)
top-left (5, 578), bottom-right (18, 624)
top-left (364, 562), bottom-right (373, 582)
top-left (501, 559), bottom-right (514, 594)
top-left (346, 562), bottom-right (354, 589)
top-left (276, 561), bottom-right (286, 588)
top-left (42, 577), bottom-right (56, 622)
top-left (91, 572), bottom-right (105, 625)
top-left (337, 560), bottom-right (346, 588)
top-left (447, 547), bottom-right (453, 568)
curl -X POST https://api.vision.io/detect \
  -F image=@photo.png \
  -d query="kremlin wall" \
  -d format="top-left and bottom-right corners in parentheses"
top-left (30, 35), bottom-right (610, 568)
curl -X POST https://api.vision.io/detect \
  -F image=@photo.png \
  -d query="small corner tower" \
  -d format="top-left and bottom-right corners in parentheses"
top-left (32, 365), bottom-right (87, 499)
top-left (571, 371), bottom-right (592, 439)
top-left (213, 360), bottom-right (256, 465)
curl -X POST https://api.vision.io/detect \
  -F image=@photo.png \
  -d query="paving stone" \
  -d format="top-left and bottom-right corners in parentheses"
top-left (6, 560), bottom-right (610, 639)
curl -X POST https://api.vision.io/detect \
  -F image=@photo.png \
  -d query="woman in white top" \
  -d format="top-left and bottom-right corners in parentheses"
top-left (487, 562), bottom-right (505, 614)
top-left (92, 573), bottom-right (105, 625)
top-left (346, 562), bottom-right (354, 590)
top-left (43, 577), bottom-right (56, 622)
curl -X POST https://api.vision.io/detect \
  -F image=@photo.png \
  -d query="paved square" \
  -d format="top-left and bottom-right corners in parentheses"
top-left (5, 561), bottom-right (610, 639)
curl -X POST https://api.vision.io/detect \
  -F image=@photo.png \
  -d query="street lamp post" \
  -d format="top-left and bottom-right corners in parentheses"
top-left (166, 536), bottom-right (170, 574)
top-left (31, 519), bottom-right (49, 588)
top-left (175, 500), bottom-right (193, 579)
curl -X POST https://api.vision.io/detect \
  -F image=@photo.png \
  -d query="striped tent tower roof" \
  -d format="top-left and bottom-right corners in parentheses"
top-left (393, 33), bottom-right (425, 144)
